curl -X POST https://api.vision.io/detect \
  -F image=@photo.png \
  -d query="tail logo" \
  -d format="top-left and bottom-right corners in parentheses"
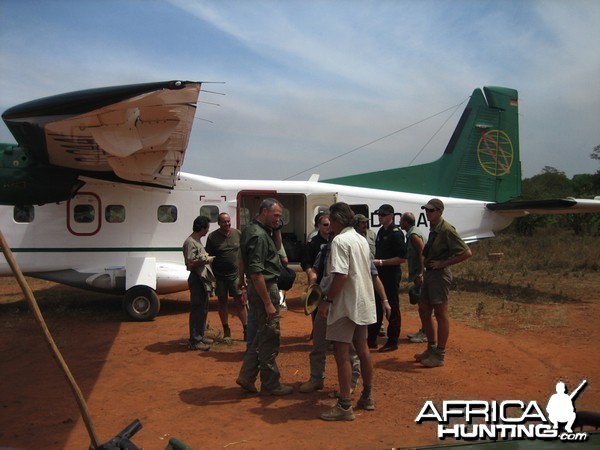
top-left (477, 130), bottom-right (514, 177)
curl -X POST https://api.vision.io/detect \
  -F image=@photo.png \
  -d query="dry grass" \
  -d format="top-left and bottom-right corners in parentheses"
top-left (430, 230), bottom-right (600, 334)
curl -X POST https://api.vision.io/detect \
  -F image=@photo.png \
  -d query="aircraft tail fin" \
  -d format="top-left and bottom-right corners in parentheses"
top-left (324, 86), bottom-right (521, 203)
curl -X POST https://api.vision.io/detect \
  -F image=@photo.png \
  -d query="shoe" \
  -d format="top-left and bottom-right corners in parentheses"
top-left (188, 342), bottom-right (210, 351)
top-left (421, 349), bottom-right (445, 368)
top-left (236, 377), bottom-right (258, 393)
top-left (367, 340), bottom-right (378, 349)
top-left (205, 328), bottom-right (222, 340)
top-left (357, 396), bottom-right (375, 411)
top-left (320, 403), bottom-right (355, 421)
top-left (379, 342), bottom-right (398, 352)
top-left (409, 330), bottom-right (427, 343)
top-left (299, 378), bottom-right (324, 393)
top-left (223, 326), bottom-right (231, 339)
top-left (201, 336), bottom-right (214, 345)
top-left (414, 346), bottom-right (435, 362)
top-left (261, 384), bottom-right (294, 396)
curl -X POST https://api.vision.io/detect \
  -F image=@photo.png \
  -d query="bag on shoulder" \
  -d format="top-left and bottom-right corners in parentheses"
top-left (278, 265), bottom-right (296, 291)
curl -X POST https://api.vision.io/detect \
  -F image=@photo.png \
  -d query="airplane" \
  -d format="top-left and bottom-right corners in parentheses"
top-left (1, 80), bottom-right (599, 321)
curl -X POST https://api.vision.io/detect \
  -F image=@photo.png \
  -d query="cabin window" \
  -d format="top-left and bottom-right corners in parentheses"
top-left (13, 205), bottom-right (34, 223)
top-left (105, 205), bottom-right (126, 223)
top-left (200, 205), bottom-right (219, 223)
top-left (158, 205), bottom-right (178, 223)
top-left (74, 204), bottom-right (95, 223)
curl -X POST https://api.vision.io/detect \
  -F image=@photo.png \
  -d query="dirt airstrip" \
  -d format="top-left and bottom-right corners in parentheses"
top-left (1, 271), bottom-right (599, 450)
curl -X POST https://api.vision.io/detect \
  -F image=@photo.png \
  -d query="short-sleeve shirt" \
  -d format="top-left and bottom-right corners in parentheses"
top-left (375, 224), bottom-right (407, 276)
top-left (240, 219), bottom-right (281, 282)
top-left (206, 228), bottom-right (241, 277)
top-left (325, 227), bottom-right (376, 326)
top-left (182, 235), bottom-right (210, 277)
top-left (423, 218), bottom-right (470, 266)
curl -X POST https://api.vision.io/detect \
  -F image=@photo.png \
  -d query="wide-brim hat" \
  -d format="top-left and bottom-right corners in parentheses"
top-left (302, 284), bottom-right (323, 315)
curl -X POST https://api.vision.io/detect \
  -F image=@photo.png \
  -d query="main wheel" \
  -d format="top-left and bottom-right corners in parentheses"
top-left (122, 286), bottom-right (160, 321)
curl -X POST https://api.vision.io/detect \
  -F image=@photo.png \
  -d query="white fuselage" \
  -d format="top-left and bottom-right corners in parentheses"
top-left (0, 172), bottom-right (513, 295)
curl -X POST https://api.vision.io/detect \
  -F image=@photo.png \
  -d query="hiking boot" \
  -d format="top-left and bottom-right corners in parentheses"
top-left (320, 403), bottom-right (355, 421)
top-left (188, 342), bottom-right (211, 351)
top-left (201, 336), bottom-right (214, 345)
top-left (414, 346), bottom-right (436, 362)
top-left (236, 377), bottom-right (258, 393)
top-left (205, 328), bottom-right (222, 340)
top-left (299, 377), bottom-right (324, 393)
top-left (421, 349), bottom-right (445, 368)
top-left (261, 384), bottom-right (294, 396)
top-left (409, 330), bottom-right (427, 343)
top-left (357, 396), bottom-right (375, 411)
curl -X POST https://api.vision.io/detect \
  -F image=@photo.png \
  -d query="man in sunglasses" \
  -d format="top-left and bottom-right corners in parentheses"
top-left (368, 204), bottom-right (407, 352)
top-left (416, 198), bottom-right (472, 368)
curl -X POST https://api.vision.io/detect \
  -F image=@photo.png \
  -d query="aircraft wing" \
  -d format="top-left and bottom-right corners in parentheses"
top-left (2, 80), bottom-right (201, 188)
top-left (487, 198), bottom-right (600, 218)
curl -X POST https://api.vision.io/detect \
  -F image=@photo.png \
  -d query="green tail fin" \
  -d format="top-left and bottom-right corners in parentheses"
top-left (324, 86), bottom-right (521, 203)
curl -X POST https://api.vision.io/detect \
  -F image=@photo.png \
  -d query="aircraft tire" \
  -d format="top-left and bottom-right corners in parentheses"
top-left (123, 286), bottom-right (160, 321)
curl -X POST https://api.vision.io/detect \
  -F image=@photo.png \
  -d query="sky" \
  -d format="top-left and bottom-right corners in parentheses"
top-left (1, 0), bottom-right (599, 181)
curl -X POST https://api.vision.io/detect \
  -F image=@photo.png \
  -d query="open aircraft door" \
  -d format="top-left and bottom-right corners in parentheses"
top-left (306, 193), bottom-right (337, 234)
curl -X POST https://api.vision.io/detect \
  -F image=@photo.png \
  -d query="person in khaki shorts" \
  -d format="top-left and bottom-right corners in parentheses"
top-left (415, 198), bottom-right (472, 368)
top-left (318, 202), bottom-right (376, 422)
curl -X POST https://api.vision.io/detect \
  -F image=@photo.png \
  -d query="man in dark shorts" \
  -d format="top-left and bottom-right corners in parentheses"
top-left (206, 213), bottom-right (247, 340)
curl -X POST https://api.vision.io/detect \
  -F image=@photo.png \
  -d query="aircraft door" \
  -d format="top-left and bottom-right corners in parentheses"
top-left (306, 193), bottom-right (337, 237)
top-left (67, 192), bottom-right (101, 236)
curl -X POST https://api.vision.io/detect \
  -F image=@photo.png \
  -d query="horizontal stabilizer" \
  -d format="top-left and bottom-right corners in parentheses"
top-left (487, 198), bottom-right (600, 218)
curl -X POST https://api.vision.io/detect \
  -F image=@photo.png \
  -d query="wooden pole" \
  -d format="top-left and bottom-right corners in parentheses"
top-left (0, 229), bottom-right (100, 449)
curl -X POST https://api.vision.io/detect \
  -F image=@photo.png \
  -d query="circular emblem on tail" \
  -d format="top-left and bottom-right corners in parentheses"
top-left (477, 130), bottom-right (514, 176)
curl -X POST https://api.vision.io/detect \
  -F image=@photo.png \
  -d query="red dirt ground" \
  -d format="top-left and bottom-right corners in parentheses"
top-left (1, 274), bottom-right (599, 450)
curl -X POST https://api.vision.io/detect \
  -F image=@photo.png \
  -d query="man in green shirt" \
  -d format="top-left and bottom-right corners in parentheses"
top-left (415, 199), bottom-right (472, 368)
top-left (206, 213), bottom-right (247, 340)
top-left (236, 198), bottom-right (293, 396)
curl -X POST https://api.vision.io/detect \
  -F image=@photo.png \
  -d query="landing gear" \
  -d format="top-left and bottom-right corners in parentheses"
top-left (122, 286), bottom-right (160, 321)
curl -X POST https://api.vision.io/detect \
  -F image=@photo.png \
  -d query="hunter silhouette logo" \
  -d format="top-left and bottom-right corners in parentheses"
top-left (416, 379), bottom-right (590, 442)
top-left (546, 380), bottom-right (587, 434)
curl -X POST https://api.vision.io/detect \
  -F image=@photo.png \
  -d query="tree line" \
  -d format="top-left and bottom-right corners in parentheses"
top-left (512, 144), bottom-right (600, 236)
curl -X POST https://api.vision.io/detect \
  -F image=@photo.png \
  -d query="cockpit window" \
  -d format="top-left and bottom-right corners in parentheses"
top-left (14, 205), bottom-right (34, 223)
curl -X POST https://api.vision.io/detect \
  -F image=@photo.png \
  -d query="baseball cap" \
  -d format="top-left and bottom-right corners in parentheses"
top-left (375, 204), bottom-right (394, 215)
top-left (421, 198), bottom-right (444, 211)
top-left (354, 213), bottom-right (369, 223)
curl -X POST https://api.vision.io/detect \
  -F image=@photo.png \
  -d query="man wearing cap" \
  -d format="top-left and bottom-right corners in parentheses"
top-left (416, 198), bottom-right (472, 368)
top-left (353, 214), bottom-right (376, 258)
top-left (368, 204), bottom-right (407, 352)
